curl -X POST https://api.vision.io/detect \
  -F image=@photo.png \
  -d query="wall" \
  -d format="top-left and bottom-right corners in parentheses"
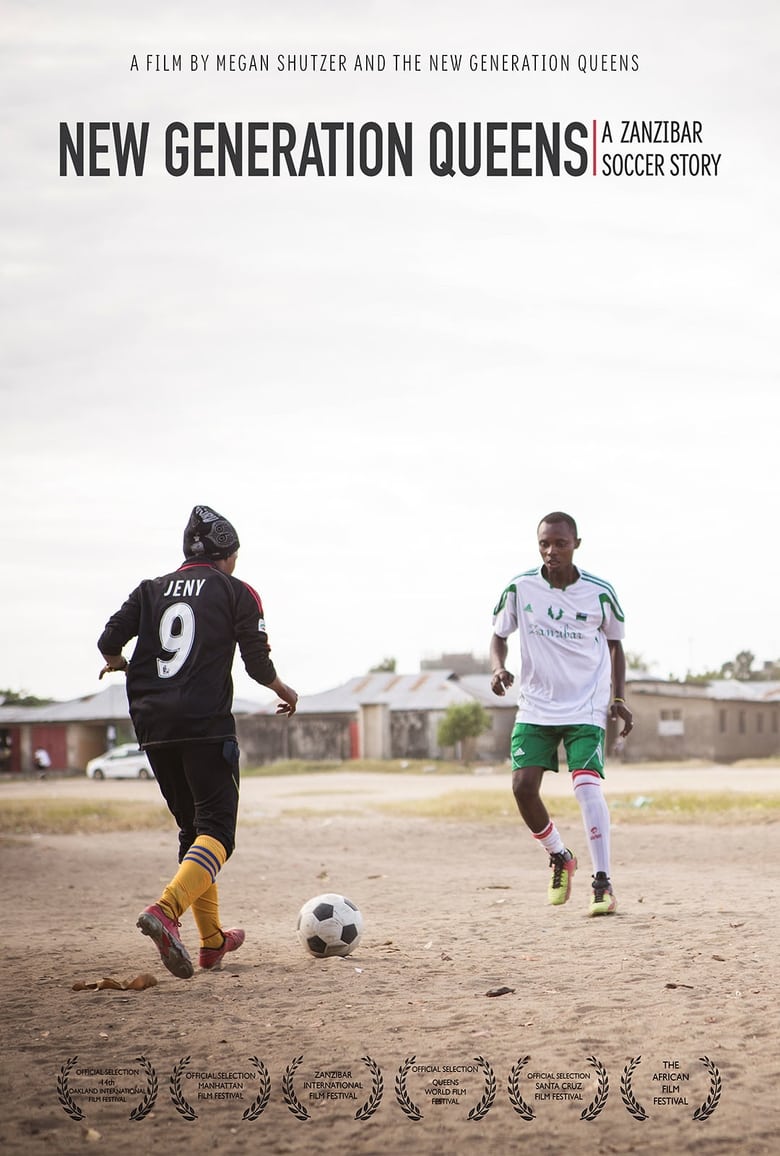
top-left (359, 704), bottom-right (391, 760)
top-left (236, 706), bottom-right (519, 766)
top-left (292, 715), bottom-right (354, 761)
top-left (237, 713), bottom-right (353, 766)
top-left (712, 701), bottom-right (780, 761)
top-left (483, 708), bottom-right (515, 762)
top-left (622, 689), bottom-right (780, 762)
top-left (69, 725), bottom-right (124, 773)
top-left (390, 711), bottom-right (430, 758)
top-left (235, 694), bottom-right (780, 766)
top-left (620, 692), bottom-right (714, 761)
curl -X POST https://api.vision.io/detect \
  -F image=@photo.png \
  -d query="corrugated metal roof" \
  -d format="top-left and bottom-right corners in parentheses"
top-left (0, 683), bottom-right (130, 723)
top-left (293, 670), bottom-right (469, 712)
top-left (254, 670), bottom-right (480, 715)
top-left (456, 674), bottom-right (516, 709)
top-left (697, 679), bottom-right (780, 702)
top-left (5, 673), bottom-right (777, 727)
top-left (0, 683), bottom-right (265, 724)
top-left (629, 678), bottom-right (780, 702)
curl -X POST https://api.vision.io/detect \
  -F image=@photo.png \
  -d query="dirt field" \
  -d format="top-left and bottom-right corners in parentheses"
top-left (2, 766), bottom-right (779, 1155)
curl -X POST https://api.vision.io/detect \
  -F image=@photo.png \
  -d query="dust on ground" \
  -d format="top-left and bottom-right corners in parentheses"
top-left (2, 764), bottom-right (778, 1155)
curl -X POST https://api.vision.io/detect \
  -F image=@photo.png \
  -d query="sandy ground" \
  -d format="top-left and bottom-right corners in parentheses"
top-left (2, 765), bottom-right (779, 1155)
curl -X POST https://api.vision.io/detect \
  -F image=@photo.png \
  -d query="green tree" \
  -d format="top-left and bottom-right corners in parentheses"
top-left (683, 669), bottom-right (718, 685)
top-left (437, 701), bottom-right (492, 760)
top-left (685, 649), bottom-right (772, 684)
top-left (0, 688), bottom-right (54, 706)
top-left (720, 650), bottom-right (755, 681)
top-left (625, 651), bottom-right (651, 671)
top-left (369, 657), bottom-right (397, 673)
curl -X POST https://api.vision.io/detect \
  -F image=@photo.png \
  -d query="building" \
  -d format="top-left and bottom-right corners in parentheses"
top-left (0, 685), bottom-right (260, 775)
top-left (0, 684), bottom-right (136, 775)
top-left (3, 673), bottom-right (779, 773)
top-left (420, 652), bottom-right (492, 675)
top-left (236, 669), bottom-right (516, 764)
top-left (624, 676), bottom-right (780, 762)
top-left (239, 672), bottom-right (780, 765)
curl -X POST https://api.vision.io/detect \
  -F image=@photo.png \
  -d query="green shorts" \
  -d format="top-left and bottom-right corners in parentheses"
top-left (510, 723), bottom-right (606, 777)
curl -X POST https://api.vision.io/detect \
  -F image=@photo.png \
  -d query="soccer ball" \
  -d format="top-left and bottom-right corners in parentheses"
top-left (297, 893), bottom-right (363, 958)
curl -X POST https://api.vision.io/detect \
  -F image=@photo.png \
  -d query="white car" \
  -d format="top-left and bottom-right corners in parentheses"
top-left (86, 743), bottom-right (153, 780)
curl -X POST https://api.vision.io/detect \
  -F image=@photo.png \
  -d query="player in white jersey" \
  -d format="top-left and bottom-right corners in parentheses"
top-left (490, 512), bottom-right (633, 915)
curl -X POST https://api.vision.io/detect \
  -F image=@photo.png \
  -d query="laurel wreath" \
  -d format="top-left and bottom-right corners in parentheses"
top-left (507, 1055), bottom-right (536, 1121)
top-left (620, 1055), bottom-right (649, 1121)
top-left (129, 1055), bottom-right (158, 1122)
top-left (57, 1056), bottom-right (85, 1122)
top-left (241, 1056), bottom-right (271, 1122)
top-left (394, 1055), bottom-right (423, 1121)
top-left (693, 1056), bottom-right (722, 1121)
top-left (169, 1056), bottom-right (197, 1121)
top-left (580, 1054), bottom-right (609, 1121)
top-left (354, 1055), bottom-right (384, 1121)
top-left (467, 1055), bottom-right (496, 1121)
top-left (282, 1055), bottom-right (310, 1121)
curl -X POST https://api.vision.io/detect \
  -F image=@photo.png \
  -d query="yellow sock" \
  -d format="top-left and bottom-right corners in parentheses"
top-left (192, 883), bottom-right (224, 948)
top-left (159, 835), bottom-right (226, 921)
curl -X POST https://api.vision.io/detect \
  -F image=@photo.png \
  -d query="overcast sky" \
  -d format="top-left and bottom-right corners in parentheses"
top-left (1, 1), bottom-right (778, 706)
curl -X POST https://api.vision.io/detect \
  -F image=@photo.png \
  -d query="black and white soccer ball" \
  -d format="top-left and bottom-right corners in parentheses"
top-left (297, 893), bottom-right (363, 958)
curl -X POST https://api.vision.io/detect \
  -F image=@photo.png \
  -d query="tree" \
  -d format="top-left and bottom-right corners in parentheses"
top-left (733, 650), bottom-right (755, 681)
top-left (683, 669), bottom-right (718, 685)
top-left (719, 650), bottom-right (755, 680)
top-left (437, 701), bottom-right (492, 760)
top-left (684, 649), bottom-right (771, 684)
top-left (625, 651), bottom-right (651, 672)
top-left (0, 688), bottom-right (53, 706)
top-left (369, 657), bottom-right (397, 673)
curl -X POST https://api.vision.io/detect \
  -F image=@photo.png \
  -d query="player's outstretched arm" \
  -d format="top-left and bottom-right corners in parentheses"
top-left (268, 677), bottom-right (298, 716)
top-left (99, 653), bottom-right (128, 679)
top-left (97, 590), bottom-right (141, 679)
top-left (608, 640), bottom-right (633, 736)
top-left (489, 633), bottom-right (514, 696)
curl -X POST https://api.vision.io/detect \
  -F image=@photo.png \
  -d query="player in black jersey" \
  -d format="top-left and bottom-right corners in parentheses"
top-left (98, 505), bottom-right (298, 978)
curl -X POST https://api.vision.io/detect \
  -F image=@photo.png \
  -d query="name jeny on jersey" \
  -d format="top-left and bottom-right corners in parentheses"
top-left (162, 578), bottom-right (207, 598)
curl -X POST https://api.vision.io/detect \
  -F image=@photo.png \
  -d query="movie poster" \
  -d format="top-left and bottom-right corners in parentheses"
top-left (3, 3), bottom-right (778, 1154)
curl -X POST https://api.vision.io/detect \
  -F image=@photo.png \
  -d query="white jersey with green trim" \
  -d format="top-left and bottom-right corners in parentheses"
top-left (492, 566), bottom-right (625, 726)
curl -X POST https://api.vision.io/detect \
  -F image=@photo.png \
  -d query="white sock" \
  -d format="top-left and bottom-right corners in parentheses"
top-left (572, 770), bottom-right (611, 877)
top-left (531, 820), bottom-right (567, 857)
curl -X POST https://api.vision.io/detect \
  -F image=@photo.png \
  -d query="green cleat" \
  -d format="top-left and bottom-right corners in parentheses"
top-left (548, 850), bottom-right (577, 905)
top-left (589, 872), bottom-right (618, 916)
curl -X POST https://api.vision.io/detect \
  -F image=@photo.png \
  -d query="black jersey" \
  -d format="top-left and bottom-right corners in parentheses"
top-left (98, 562), bottom-right (277, 748)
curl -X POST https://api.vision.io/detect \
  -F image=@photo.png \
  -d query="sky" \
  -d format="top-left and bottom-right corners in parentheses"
top-left (1, 1), bottom-right (778, 707)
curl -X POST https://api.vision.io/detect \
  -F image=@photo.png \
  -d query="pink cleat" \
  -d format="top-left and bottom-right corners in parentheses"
top-left (137, 904), bottom-right (194, 979)
top-left (199, 928), bottom-right (246, 970)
